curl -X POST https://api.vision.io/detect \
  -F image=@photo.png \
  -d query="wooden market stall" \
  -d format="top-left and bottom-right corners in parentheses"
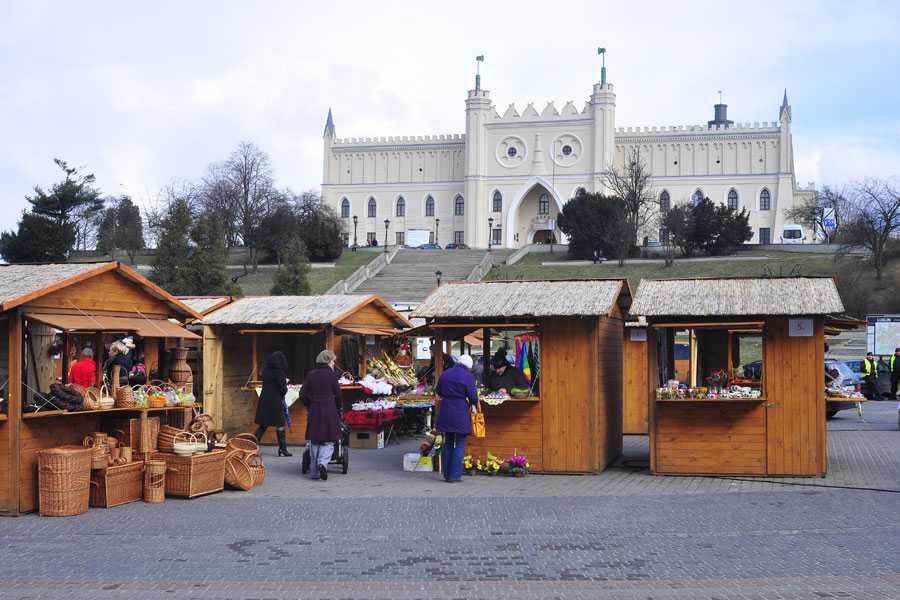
top-left (630, 277), bottom-right (855, 478)
top-left (410, 279), bottom-right (631, 474)
top-left (201, 294), bottom-right (411, 445)
top-left (0, 262), bottom-right (202, 515)
top-left (622, 318), bottom-right (650, 434)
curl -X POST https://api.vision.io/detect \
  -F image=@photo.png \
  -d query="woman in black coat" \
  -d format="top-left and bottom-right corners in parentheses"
top-left (300, 349), bottom-right (343, 481)
top-left (254, 351), bottom-right (292, 456)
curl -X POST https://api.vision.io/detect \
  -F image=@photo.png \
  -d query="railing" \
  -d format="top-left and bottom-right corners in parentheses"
top-left (325, 247), bottom-right (399, 294)
top-left (466, 252), bottom-right (494, 282)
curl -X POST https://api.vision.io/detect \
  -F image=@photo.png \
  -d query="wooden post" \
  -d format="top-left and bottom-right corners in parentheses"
top-left (202, 326), bottom-right (224, 430)
top-left (6, 311), bottom-right (22, 514)
top-left (251, 333), bottom-right (258, 383)
top-left (482, 328), bottom-right (490, 386)
top-left (434, 330), bottom-right (444, 382)
top-left (94, 331), bottom-right (104, 386)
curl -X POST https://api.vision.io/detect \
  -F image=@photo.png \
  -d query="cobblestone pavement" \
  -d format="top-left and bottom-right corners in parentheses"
top-left (1, 402), bottom-right (898, 600)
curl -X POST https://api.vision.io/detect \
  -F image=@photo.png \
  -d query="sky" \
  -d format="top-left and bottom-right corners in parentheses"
top-left (2, 0), bottom-right (899, 232)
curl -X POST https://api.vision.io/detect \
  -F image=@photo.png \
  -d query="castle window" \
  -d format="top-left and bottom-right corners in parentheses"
top-left (367, 197), bottom-right (376, 218)
top-left (659, 190), bottom-right (670, 212)
top-left (538, 193), bottom-right (550, 216)
top-left (759, 188), bottom-right (771, 211)
top-left (507, 147), bottom-right (517, 158)
top-left (340, 198), bottom-right (350, 218)
top-left (492, 227), bottom-right (502, 246)
top-left (692, 189), bottom-right (705, 205)
top-left (425, 195), bottom-right (435, 217)
top-left (492, 191), bottom-right (502, 213)
top-left (561, 144), bottom-right (573, 156)
top-left (727, 189), bottom-right (739, 210)
top-left (396, 196), bottom-right (405, 217)
top-left (454, 195), bottom-right (465, 216)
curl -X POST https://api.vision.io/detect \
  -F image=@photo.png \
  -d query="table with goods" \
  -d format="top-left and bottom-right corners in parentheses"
top-left (34, 409), bottom-right (269, 517)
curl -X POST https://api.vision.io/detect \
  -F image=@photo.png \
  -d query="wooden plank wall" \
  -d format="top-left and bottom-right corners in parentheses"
top-left (202, 326), bottom-right (224, 429)
top-left (541, 317), bottom-right (598, 473)
top-left (0, 422), bottom-right (8, 511)
top-left (765, 317), bottom-right (826, 476)
top-left (622, 332), bottom-right (649, 434)
top-left (597, 317), bottom-right (624, 470)
top-left (26, 270), bottom-right (173, 317)
top-left (466, 402), bottom-right (543, 470)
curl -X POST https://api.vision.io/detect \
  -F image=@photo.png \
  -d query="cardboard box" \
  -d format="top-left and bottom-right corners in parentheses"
top-left (349, 429), bottom-right (384, 449)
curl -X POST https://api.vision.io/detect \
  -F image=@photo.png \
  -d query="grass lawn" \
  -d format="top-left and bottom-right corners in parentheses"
top-left (228, 251), bottom-right (378, 295)
top-left (487, 250), bottom-right (867, 290)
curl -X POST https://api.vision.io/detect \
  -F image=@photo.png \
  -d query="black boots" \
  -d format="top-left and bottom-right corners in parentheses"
top-left (253, 426), bottom-right (266, 443)
top-left (276, 429), bottom-right (292, 457)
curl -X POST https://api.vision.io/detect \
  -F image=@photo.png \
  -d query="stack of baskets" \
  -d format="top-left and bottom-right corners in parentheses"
top-left (157, 425), bottom-right (184, 452)
top-left (224, 434), bottom-right (265, 491)
top-left (37, 446), bottom-right (93, 517)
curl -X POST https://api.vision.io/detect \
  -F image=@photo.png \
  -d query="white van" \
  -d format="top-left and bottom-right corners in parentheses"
top-left (780, 224), bottom-right (805, 244)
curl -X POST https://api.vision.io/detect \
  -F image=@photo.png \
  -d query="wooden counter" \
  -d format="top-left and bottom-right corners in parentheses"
top-left (655, 397), bottom-right (764, 404)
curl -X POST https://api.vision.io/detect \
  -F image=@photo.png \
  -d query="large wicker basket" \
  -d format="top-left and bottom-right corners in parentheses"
top-left (109, 416), bottom-right (160, 454)
top-left (90, 462), bottom-right (143, 508)
top-left (151, 450), bottom-right (226, 498)
top-left (143, 460), bottom-right (166, 503)
top-left (37, 446), bottom-right (92, 517)
top-left (225, 451), bottom-right (254, 491)
top-left (156, 425), bottom-right (184, 453)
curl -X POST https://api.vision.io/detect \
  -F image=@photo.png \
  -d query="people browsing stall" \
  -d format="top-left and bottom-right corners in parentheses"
top-left (68, 347), bottom-right (97, 388)
top-left (485, 348), bottom-right (529, 393)
top-left (435, 354), bottom-right (479, 483)
top-left (103, 341), bottom-right (132, 386)
top-left (300, 350), bottom-right (344, 481)
top-left (254, 351), bottom-right (292, 457)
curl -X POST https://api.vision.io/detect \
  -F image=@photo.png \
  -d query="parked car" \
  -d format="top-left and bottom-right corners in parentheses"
top-left (825, 359), bottom-right (862, 418)
top-left (416, 243), bottom-right (442, 250)
top-left (445, 243), bottom-right (470, 250)
top-left (780, 224), bottom-right (806, 244)
top-left (844, 358), bottom-right (892, 398)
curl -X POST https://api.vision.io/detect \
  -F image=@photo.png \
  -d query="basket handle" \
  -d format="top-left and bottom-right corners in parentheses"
top-left (83, 435), bottom-right (95, 448)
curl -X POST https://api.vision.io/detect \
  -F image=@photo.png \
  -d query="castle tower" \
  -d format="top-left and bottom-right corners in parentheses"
top-left (774, 90), bottom-right (794, 238)
top-left (464, 62), bottom-right (492, 247)
top-left (590, 56), bottom-right (616, 192)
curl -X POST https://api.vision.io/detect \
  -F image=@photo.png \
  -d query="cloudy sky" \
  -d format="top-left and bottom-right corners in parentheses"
top-left (2, 0), bottom-right (899, 232)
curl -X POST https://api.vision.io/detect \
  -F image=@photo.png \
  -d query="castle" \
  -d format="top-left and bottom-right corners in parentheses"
top-left (321, 61), bottom-right (813, 249)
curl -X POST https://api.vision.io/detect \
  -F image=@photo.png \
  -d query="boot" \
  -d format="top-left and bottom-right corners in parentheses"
top-left (253, 426), bottom-right (266, 444)
top-left (276, 429), bottom-right (292, 457)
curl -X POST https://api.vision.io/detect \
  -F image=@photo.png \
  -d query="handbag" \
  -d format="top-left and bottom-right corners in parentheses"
top-left (470, 408), bottom-right (486, 438)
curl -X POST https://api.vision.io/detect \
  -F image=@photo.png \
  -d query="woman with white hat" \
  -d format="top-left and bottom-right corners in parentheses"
top-left (434, 354), bottom-right (479, 483)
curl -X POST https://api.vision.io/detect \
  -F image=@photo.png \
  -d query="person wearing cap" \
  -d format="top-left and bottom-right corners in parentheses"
top-left (435, 354), bottom-right (479, 483)
top-left (254, 351), bottom-right (292, 457)
top-left (300, 350), bottom-right (343, 481)
top-left (68, 347), bottom-right (97, 388)
top-left (862, 352), bottom-right (880, 400)
top-left (485, 348), bottom-right (529, 393)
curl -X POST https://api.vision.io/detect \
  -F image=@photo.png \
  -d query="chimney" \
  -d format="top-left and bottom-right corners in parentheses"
top-left (707, 103), bottom-right (734, 130)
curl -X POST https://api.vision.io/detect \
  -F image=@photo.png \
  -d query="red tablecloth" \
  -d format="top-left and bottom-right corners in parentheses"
top-left (343, 408), bottom-right (402, 430)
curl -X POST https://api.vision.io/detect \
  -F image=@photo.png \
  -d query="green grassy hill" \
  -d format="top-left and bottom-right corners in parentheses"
top-left (230, 251), bottom-right (377, 295)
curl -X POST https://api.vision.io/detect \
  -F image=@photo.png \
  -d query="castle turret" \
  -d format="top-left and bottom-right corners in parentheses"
top-left (774, 89), bottom-right (795, 239)
top-left (464, 60), bottom-right (492, 247)
top-left (590, 71), bottom-right (615, 192)
top-left (322, 108), bottom-right (335, 185)
top-left (707, 102), bottom-right (734, 129)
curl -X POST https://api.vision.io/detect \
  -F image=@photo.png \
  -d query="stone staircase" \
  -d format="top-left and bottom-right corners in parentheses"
top-left (352, 248), bottom-right (511, 304)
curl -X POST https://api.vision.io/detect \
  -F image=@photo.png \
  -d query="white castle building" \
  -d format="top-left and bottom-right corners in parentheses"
top-left (321, 62), bottom-right (813, 249)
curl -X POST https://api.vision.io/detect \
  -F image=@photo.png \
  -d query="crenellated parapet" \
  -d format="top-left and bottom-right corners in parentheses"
top-left (332, 133), bottom-right (465, 147)
top-left (615, 122), bottom-right (780, 134)
top-left (489, 100), bottom-right (591, 122)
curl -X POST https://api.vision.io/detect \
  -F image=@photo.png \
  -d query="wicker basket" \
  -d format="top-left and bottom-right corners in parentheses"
top-left (143, 460), bottom-right (166, 503)
top-left (89, 462), bottom-right (143, 508)
top-left (114, 385), bottom-right (142, 409)
top-left (226, 437), bottom-right (260, 461)
top-left (225, 451), bottom-right (254, 491)
top-left (151, 450), bottom-right (226, 498)
top-left (37, 446), bottom-right (92, 517)
top-left (248, 455), bottom-right (265, 488)
top-left (82, 386), bottom-right (100, 410)
top-left (83, 434), bottom-right (109, 470)
top-left (109, 416), bottom-right (160, 454)
top-left (157, 425), bottom-right (184, 453)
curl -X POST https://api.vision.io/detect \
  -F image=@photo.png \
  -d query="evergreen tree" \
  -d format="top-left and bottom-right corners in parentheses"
top-left (96, 196), bottom-right (145, 263)
top-left (295, 192), bottom-right (343, 261)
top-left (557, 192), bottom-right (624, 260)
top-left (270, 239), bottom-right (311, 295)
top-left (188, 212), bottom-right (241, 296)
top-left (150, 198), bottom-right (193, 294)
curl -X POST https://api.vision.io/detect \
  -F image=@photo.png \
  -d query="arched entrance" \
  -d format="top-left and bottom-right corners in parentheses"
top-left (504, 177), bottom-right (567, 248)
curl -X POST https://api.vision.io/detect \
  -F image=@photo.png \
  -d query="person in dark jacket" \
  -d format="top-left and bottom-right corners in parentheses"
top-left (435, 354), bottom-right (479, 483)
top-left (485, 348), bottom-right (529, 392)
top-left (300, 350), bottom-right (343, 481)
top-left (254, 351), bottom-right (292, 457)
top-left (103, 341), bottom-right (132, 387)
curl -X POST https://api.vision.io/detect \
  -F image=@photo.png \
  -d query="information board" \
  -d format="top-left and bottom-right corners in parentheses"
top-left (868, 315), bottom-right (900, 355)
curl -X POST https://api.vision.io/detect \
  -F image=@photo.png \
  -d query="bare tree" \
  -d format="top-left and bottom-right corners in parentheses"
top-left (841, 179), bottom-right (900, 279)
top-left (199, 163), bottom-right (241, 248)
top-left (226, 141), bottom-right (276, 268)
top-left (603, 147), bottom-right (657, 266)
top-left (785, 186), bottom-right (849, 244)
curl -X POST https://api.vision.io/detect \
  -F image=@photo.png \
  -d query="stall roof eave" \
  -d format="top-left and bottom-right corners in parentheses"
top-left (24, 312), bottom-right (201, 339)
top-left (178, 295), bottom-right (233, 317)
top-left (410, 279), bottom-right (630, 319)
top-left (630, 277), bottom-right (844, 318)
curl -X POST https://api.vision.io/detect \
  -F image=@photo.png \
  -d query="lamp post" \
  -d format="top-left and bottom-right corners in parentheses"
top-left (383, 218), bottom-right (390, 254)
top-left (435, 270), bottom-right (443, 287)
top-left (352, 215), bottom-right (358, 252)
top-left (488, 216), bottom-right (494, 252)
top-left (434, 218), bottom-right (440, 246)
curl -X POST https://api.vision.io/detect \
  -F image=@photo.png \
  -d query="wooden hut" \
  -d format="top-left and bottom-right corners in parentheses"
top-left (201, 294), bottom-right (411, 444)
top-left (410, 279), bottom-right (631, 473)
top-left (630, 277), bottom-right (851, 477)
top-left (622, 318), bottom-right (650, 434)
top-left (0, 262), bottom-right (201, 515)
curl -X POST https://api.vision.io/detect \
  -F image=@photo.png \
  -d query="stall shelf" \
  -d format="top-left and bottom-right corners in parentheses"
top-left (630, 277), bottom-right (861, 478)
top-left (201, 294), bottom-right (411, 445)
top-left (0, 261), bottom-right (201, 515)
top-left (411, 279), bottom-right (631, 474)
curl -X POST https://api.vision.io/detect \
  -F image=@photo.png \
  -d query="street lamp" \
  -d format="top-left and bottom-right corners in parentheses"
top-left (434, 218), bottom-right (440, 246)
top-left (352, 215), bottom-right (358, 252)
top-left (488, 216), bottom-right (494, 252)
top-left (435, 270), bottom-right (443, 287)
top-left (383, 218), bottom-right (390, 253)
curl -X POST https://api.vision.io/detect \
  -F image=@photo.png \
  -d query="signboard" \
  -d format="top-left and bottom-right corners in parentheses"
top-left (867, 315), bottom-right (900, 355)
top-left (788, 318), bottom-right (813, 337)
top-left (406, 229), bottom-right (431, 248)
top-left (415, 337), bottom-right (432, 360)
top-left (822, 207), bottom-right (837, 230)
top-left (629, 328), bottom-right (647, 342)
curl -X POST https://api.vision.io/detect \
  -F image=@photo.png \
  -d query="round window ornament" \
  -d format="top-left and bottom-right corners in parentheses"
top-left (507, 147), bottom-right (517, 158)
top-left (562, 144), bottom-right (573, 156)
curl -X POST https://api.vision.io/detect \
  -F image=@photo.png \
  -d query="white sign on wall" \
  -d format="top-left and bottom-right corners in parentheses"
top-left (406, 229), bottom-right (431, 248)
top-left (788, 318), bottom-right (814, 337)
top-left (415, 337), bottom-right (431, 360)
